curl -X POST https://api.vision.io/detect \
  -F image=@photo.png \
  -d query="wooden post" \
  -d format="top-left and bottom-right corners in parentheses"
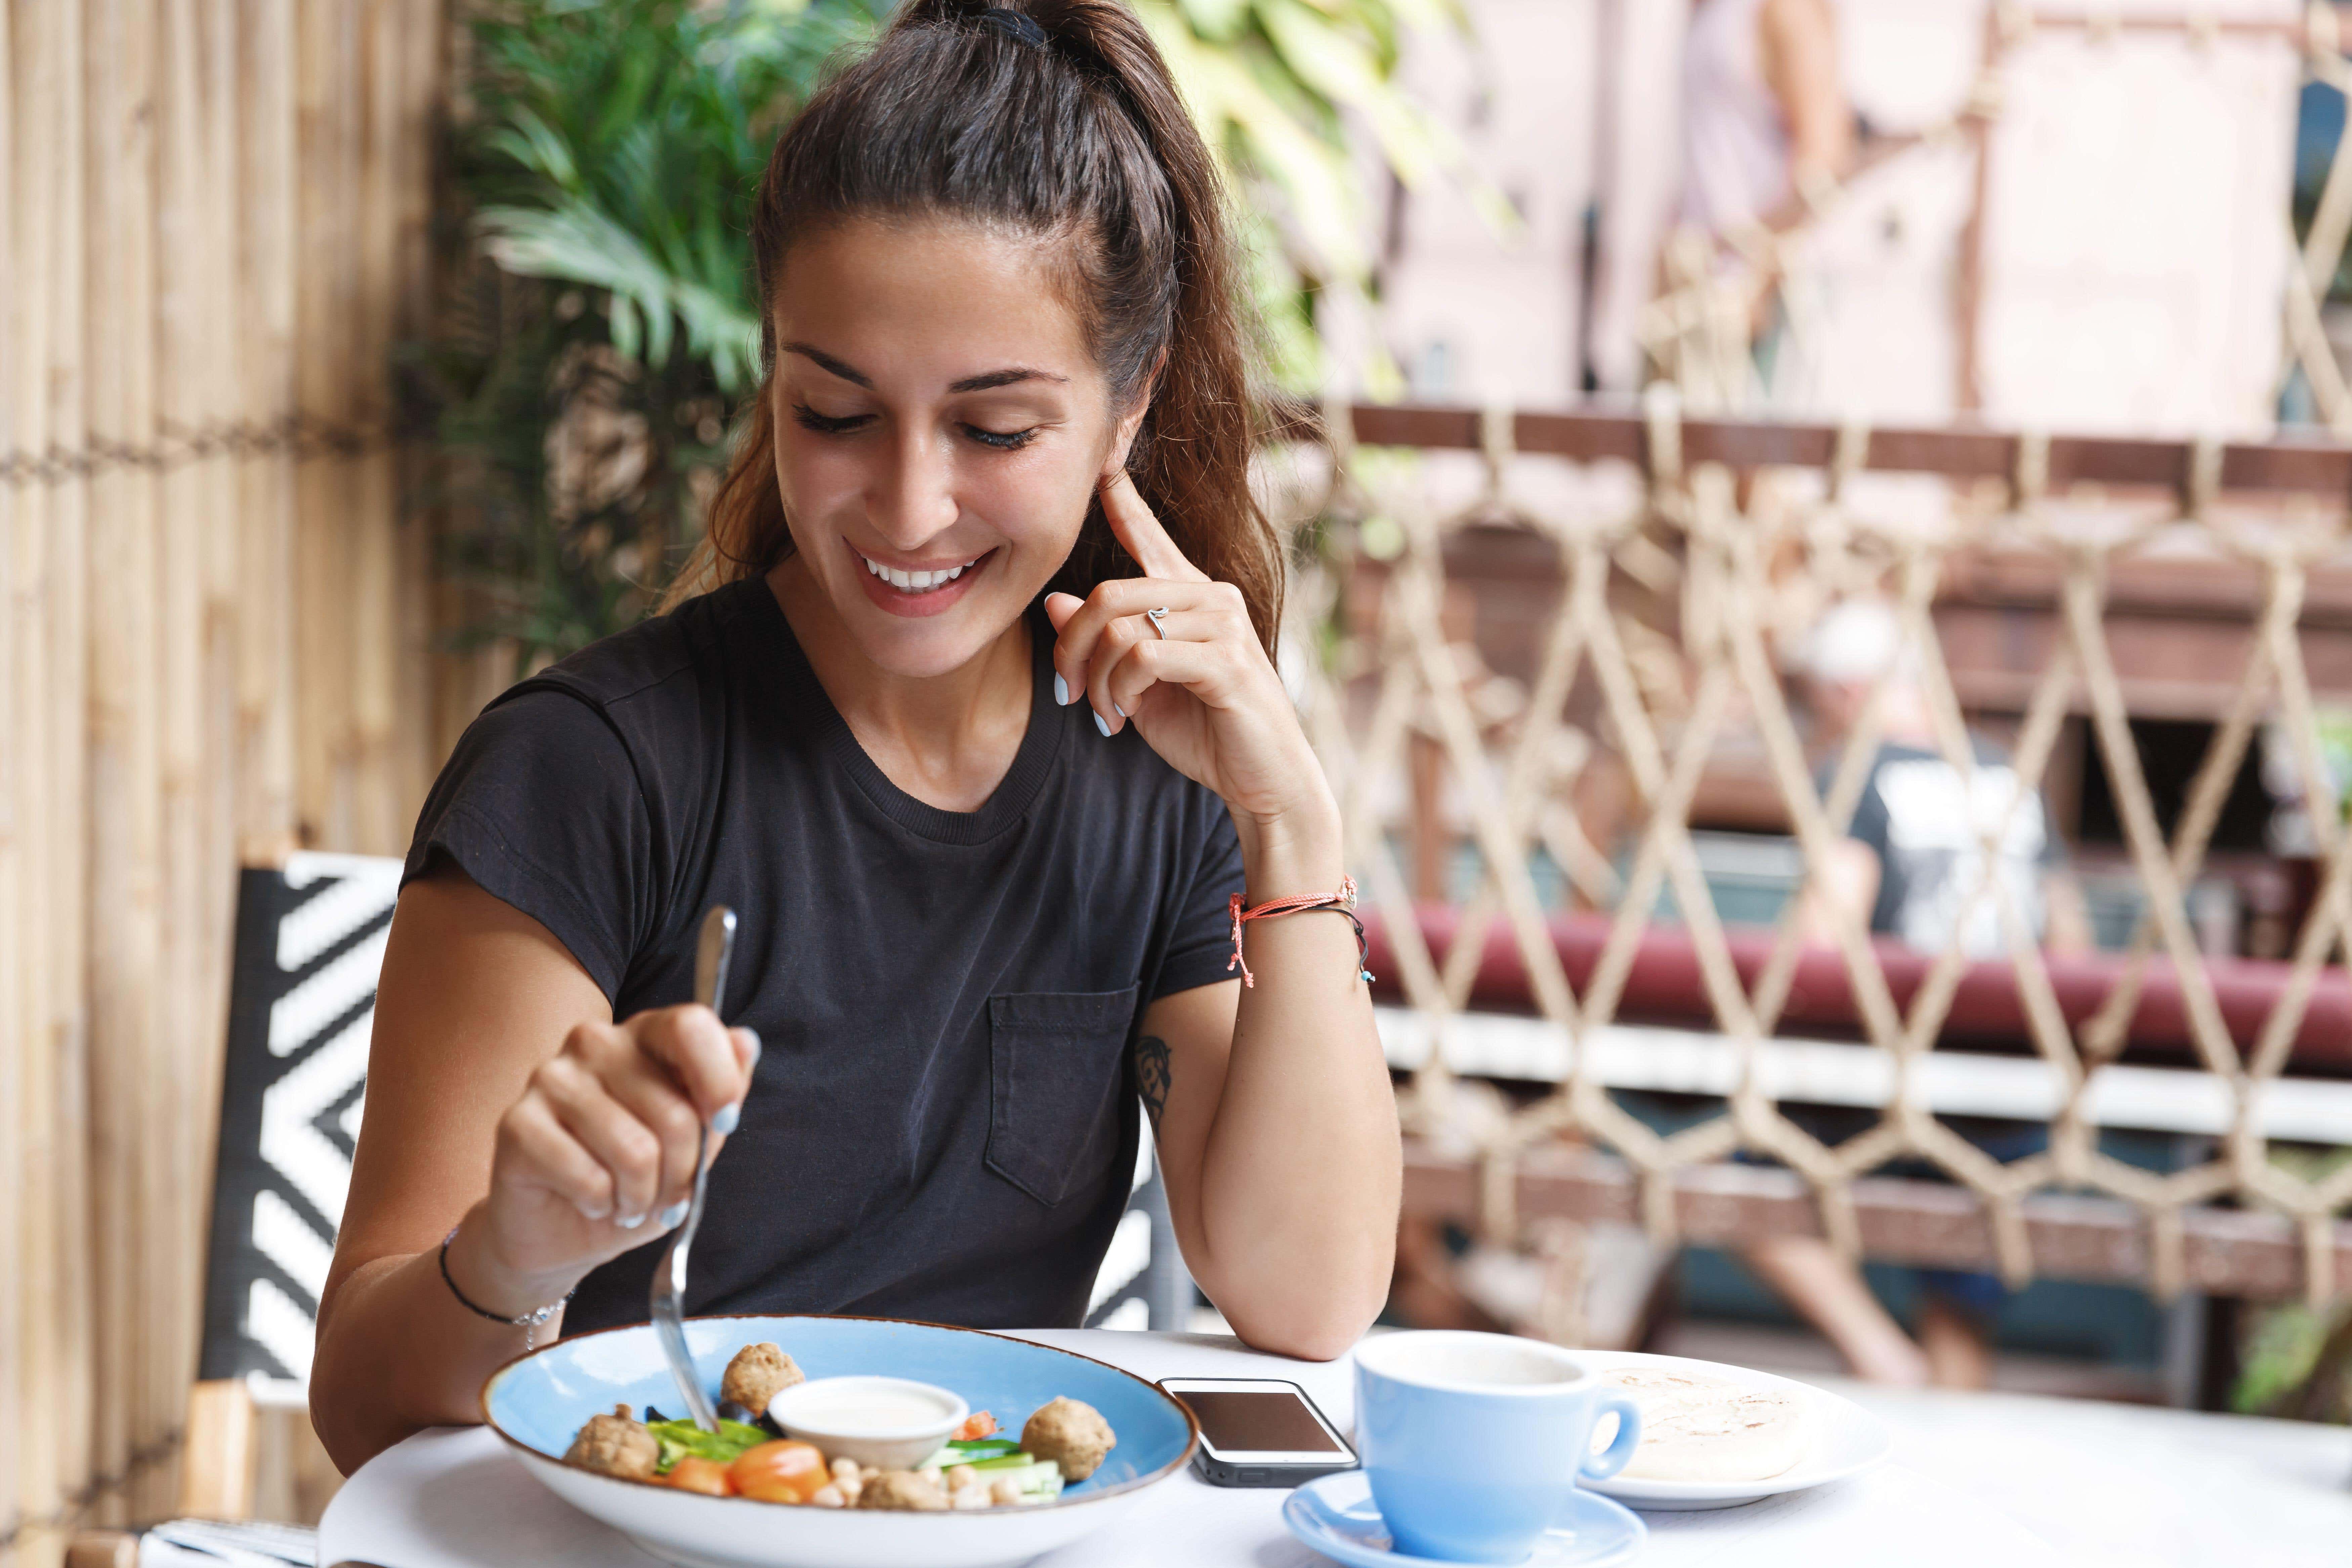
top-left (175, 1379), bottom-right (257, 1522)
top-left (0, 0), bottom-right (26, 1548)
top-left (84, 0), bottom-right (167, 1525)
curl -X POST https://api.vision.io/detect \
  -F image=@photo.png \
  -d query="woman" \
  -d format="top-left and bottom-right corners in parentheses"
top-left (312, 0), bottom-right (1400, 1472)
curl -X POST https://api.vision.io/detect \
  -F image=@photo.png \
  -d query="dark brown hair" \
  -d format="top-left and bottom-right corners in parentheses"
top-left (665, 0), bottom-right (1280, 650)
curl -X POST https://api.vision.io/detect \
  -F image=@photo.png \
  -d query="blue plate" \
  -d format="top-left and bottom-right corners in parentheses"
top-left (1283, 1471), bottom-right (1646, 1568)
top-left (482, 1314), bottom-right (1200, 1568)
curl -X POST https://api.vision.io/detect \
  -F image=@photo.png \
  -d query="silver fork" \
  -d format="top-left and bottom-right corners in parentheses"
top-left (649, 904), bottom-right (737, 1432)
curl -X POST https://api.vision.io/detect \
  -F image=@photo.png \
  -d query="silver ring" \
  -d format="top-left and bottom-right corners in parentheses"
top-left (1146, 606), bottom-right (1169, 639)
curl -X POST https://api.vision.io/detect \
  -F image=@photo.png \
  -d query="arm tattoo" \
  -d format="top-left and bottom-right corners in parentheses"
top-left (1135, 1034), bottom-right (1172, 1132)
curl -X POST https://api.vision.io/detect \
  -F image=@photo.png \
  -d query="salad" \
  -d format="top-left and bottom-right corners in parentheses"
top-left (562, 1342), bottom-right (1116, 1512)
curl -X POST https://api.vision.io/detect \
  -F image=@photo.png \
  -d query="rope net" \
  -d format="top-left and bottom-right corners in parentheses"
top-left (1272, 391), bottom-right (2352, 1316)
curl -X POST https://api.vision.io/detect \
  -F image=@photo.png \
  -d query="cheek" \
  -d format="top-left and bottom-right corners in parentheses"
top-left (771, 428), bottom-right (858, 517)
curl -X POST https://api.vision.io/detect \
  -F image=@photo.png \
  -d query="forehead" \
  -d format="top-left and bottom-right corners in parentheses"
top-left (769, 215), bottom-right (1096, 387)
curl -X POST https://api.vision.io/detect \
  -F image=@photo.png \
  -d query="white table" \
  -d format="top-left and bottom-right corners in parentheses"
top-left (1809, 1376), bottom-right (2351, 1568)
top-left (319, 1330), bottom-right (2078, 1567)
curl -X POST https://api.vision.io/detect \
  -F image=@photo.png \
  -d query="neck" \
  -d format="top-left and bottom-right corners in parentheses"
top-left (766, 556), bottom-right (1033, 812)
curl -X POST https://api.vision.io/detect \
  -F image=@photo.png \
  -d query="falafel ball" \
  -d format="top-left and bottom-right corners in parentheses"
top-left (854, 1469), bottom-right (949, 1511)
top-left (720, 1342), bottom-right (805, 1415)
top-left (565, 1403), bottom-right (659, 1480)
top-left (1021, 1395), bottom-right (1116, 1482)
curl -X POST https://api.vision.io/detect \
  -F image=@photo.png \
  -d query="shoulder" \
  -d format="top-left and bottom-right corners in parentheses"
top-left (519, 582), bottom-right (749, 722)
top-left (480, 579), bottom-right (774, 766)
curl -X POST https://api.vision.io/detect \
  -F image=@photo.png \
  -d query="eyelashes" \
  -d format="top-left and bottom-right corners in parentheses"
top-left (789, 403), bottom-right (1038, 452)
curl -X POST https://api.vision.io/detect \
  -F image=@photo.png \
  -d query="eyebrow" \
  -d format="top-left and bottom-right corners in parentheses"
top-left (781, 341), bottom-right (1067, 395)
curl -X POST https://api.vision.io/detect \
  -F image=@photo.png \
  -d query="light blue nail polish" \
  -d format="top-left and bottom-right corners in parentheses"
top-left (1094, 709), bottom-right (1111, 738)
top-left (740, 1027), bottom-right (762, 1066)
top-left (713, 1101), bottom-right (741, 1135)
top-left (615, 1211), bottom-right (646, 1230)
top-left (660, 1200), bottom-right (690, 1229)
top-left (1053, 673), bottom-right (1069, 706)
top-left (1114, 703), bottom-right (1126, 719)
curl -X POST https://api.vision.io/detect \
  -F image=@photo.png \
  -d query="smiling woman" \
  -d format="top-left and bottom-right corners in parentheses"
top-left (309, 0), bottom-right (1400, 1476)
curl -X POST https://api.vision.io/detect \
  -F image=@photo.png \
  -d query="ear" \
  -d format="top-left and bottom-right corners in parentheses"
top-left (1100, 348), bottom-right (1169, 480)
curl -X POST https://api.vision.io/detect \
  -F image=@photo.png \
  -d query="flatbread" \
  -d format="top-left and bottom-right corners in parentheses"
top-left (1601, 1367), bottom-right (1809, 1483)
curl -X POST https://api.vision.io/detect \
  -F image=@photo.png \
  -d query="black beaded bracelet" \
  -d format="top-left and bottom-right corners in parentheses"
top-left (439, 1226), bottom-right (576, 1348)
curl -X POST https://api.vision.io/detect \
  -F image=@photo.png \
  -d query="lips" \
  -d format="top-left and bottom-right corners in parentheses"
top-left (856, 547), bottom-right (986, 594)
top-left (846, 540), bottom-right (995, 619)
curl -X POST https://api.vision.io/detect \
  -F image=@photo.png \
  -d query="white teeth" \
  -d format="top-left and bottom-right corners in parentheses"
top-left (858, 551), bottom-right (981, 593)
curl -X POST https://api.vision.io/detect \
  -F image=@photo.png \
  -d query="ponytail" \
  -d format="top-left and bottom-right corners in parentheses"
top-left (664, 0), bottom-right (1281, 652)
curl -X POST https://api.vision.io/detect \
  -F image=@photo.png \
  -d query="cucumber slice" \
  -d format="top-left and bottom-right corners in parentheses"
top-left (967, 1451), bottom-right (1039, 1471)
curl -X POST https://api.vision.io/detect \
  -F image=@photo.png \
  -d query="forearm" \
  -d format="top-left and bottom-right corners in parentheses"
top-left (310, 1210), bottom-right (575, 1473)
top-left (1191, 804), bottom-right (1400, 1359)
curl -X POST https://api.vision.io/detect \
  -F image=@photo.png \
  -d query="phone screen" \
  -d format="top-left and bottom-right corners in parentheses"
top-left (1181, 1389), bottom-right (1346, 1455)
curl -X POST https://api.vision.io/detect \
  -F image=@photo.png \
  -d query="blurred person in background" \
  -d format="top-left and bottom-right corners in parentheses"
top-left (1740, 596), bottom-right (2092, 1388)
top-left (1672, 0), bottom-right (1854, 396)
top-left (1681, 0), bottom-right (1853, 243)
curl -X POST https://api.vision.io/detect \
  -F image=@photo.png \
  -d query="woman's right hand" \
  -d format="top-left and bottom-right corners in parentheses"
top-left (446, 1004), bottom-right (758, 1315)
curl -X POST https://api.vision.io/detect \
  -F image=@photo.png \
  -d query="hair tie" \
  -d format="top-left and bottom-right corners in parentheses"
top-left (976, 7), bottom-right (1049, 48)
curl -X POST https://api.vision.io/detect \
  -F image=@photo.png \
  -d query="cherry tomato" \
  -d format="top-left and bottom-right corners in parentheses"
top-left (665, 1457), bottom-right (735, 1496)
top-left (729, 1440), bottom-right (830, 1503)
top-left (954, 1411), bottom-right (998, 1442)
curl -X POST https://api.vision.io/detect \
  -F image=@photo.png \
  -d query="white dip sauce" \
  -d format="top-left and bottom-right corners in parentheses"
top-left (787, 1386), bottom-right (953, 1432)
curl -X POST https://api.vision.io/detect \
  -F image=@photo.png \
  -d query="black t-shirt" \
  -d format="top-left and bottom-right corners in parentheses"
top-left (401, 576), bottom-right (1245, 1334)
top-left (1839, 736), bottom-right (2061, 957)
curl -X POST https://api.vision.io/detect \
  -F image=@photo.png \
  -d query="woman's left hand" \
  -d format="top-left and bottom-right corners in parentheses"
top-left (1044, 472), bottom-right (1330, 835)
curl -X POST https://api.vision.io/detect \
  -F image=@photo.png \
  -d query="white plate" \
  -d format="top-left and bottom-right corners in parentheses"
top-left (1570, 1350), bottom-right (1890, 1511)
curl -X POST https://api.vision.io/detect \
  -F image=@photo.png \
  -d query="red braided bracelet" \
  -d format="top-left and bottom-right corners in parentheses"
top-left (1226, 874), bottom-right (1376, 988)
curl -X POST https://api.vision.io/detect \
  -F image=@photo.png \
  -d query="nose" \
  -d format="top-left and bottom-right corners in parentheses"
top-left (868, 423), bottom-right (960, 552)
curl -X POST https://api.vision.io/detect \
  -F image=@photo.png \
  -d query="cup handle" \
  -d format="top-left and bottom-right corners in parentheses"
top-left (1580, 1393), bottom-right (1642, 1481)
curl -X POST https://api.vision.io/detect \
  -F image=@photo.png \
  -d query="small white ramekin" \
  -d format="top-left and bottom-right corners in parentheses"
top-left (769, 1375), bottom-right (969, 1471)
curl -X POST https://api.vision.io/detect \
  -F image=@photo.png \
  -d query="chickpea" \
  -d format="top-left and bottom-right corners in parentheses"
top-left (946, 1464), bottom-right (977, 1491)
top-left (810, 1485), bottom-right (846, 1509)
top-left (989, 1475), bottom-right (1023, 1507)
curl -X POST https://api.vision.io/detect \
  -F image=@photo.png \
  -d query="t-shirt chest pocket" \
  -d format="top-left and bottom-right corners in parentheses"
top-left (984, 987), bottom-right (1141, 1207)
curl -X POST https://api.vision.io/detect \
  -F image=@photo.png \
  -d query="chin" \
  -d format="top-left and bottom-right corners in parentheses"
top-left (838, 585), bottom-right (1035, 680)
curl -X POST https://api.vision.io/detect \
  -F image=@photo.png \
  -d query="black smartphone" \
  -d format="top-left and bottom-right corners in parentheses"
top-left (1155, 1376), bottom-right (1358, 1488)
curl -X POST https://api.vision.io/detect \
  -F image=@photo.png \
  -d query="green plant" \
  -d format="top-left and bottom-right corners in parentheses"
top-left (2230, 1145), bottom-right (2352, 1424)
top-left (429, 0), bottom-right (1481, 669)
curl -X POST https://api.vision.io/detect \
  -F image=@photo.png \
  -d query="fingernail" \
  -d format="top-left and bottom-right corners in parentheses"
top-left (713, 1101), bottom-right (741, 1135)
top-left (579, 1199), bottom-right (612, 1222)
top-left (1093, 709), bottom-right (1111, 738)
top-left (615, 1210), bottom-right (646, 1230)
top-left (660, 1200), bottom-right (690, 1229)
top-left (1114, 702), bottom-right (1126, 719)
top-left (1053, 673), bottom-right (1069, 706)
top-left (741, 1027), bottom-right (762, 1066)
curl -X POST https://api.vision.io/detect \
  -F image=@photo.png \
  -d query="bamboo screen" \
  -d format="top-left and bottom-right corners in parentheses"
top-left (3, 0), bottom-right (447, 1553)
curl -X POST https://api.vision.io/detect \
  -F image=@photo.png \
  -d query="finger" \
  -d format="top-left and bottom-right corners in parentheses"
top-left (1101, 637), bottom-right (1238, 733)
top-left (1085, 608), bottom-right (1219, 729)
top-left (501, 1094), bottom-right (619, 1223)
top-left (1052, 578), bottom-right (1228, 706)
top-left (532, 1057), bottom-right (664, 1225)
top-left (1100, 471), bottom-right (1208, 583)
top-left (636, 1004), bottom-right (748, 1126)
top-left (1043, 591), bottom-right (1083, 632)
top-left (595, 1057), bottom-right (710, 1217)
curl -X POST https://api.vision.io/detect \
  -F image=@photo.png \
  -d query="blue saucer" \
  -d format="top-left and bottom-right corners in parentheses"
top-left (1282, 1471), bottom-right (1647, 1568)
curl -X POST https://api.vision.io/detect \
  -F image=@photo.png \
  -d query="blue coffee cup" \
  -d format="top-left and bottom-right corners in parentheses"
top-left (1352, 1331), bottom-right (1641, 1565)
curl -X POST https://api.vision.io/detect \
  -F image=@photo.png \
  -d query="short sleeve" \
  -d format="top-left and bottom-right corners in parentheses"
top-left (1150, 797), bottom-right (1247, 1000)
top-left (401, 686), bottom-right (657, 1002)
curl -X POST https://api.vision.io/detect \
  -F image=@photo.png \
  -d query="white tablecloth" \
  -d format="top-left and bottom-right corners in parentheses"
top-left (318, 1330), bottom-right (2067, 1568)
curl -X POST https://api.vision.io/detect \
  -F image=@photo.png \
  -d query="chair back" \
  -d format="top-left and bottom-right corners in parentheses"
top-left (198, 853), bottom-right (402, 1388)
